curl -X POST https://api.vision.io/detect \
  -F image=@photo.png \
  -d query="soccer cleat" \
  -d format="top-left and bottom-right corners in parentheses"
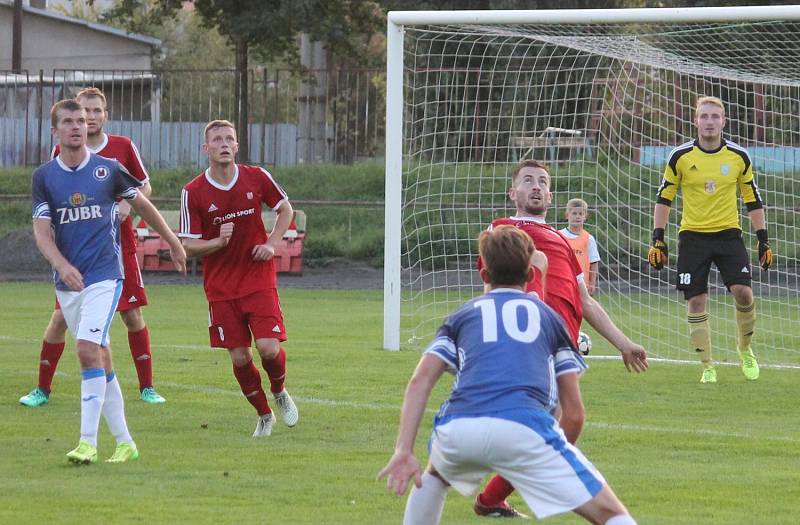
top-left (106, 442), bottom-right (139, 463)
top-left (140, 387), bottom-right (166, 404)
top-left (700, 366), bottom-right (717, 384)
top-left (66, 440), bottom-right (98, 465)
top-left (19, 387), bottom-right (49, 407)
top-left (474, 498), bottom-right (529, 519)
top-left (274, 389), bottom-right (299, 427)
top-left (253, 413), bottom-right (274, 437)
top-left (740, 352), bottom-right (760, 381)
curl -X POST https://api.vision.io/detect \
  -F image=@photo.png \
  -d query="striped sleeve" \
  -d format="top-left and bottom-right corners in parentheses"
top-left (728, 144), bottom-right (764, 210)
top-left (555, 348), bottom-right (588, 377)
top-left (423, 327), bottom-right (458, 372)
top-left (178, 188), bottom-right (202, 239)
top-left (258, 167), bottom-right (288, 210)
top-left (31, 168), bottom-right (51, 220)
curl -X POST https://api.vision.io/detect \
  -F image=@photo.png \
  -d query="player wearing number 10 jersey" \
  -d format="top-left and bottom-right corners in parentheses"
top-left (378, 225), bottom-right (637, 524)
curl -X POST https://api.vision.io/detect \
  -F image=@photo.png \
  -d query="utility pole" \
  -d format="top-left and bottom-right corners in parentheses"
top-left (12, 0), bottom-right (23, 73)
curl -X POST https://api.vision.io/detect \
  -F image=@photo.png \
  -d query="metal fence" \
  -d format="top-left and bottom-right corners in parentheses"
top-left (0, 68), bottom-right (386, 168)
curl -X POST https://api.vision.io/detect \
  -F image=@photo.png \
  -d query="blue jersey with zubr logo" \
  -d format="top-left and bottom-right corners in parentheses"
top-left (425, 288), bottom-right (587, 427)
top-left (31, 150), bottom-right (142, 291)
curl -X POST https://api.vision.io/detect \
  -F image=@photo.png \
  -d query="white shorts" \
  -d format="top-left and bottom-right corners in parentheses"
top-left (56, 280), bottom-right (122, 347)
top-left (429, 414), bottom-right (606, 519)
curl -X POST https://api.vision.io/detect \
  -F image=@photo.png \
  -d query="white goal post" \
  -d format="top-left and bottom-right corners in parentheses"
top-left (384, 6), bottom-right (800, 368)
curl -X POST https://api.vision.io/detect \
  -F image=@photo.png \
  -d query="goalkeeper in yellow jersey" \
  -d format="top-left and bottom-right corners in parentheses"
top-left (648, 96), bottom-right (772, 384)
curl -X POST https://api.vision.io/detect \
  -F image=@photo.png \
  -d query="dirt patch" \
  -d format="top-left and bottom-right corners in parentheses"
top-left (0, 230), bottom-right (383, 289)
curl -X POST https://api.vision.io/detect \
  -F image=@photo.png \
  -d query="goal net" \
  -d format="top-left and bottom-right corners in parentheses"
top-left (384, 7), bottom-right (800, 368)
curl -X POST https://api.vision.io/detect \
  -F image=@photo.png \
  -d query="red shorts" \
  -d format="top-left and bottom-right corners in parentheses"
top-left (54, 251), bottom-right (147, 312)
top-left (207, 289), bottom-right (286, 349)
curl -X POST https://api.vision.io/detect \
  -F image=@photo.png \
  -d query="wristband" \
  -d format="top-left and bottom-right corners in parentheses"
top-left (756, 229), bottom-right (769, 243)
top-left (652, 228), bottom-right (665, 242)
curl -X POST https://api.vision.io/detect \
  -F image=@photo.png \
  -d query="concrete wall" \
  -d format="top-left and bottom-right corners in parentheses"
top-left (0, 3), bottom-right (154, 72)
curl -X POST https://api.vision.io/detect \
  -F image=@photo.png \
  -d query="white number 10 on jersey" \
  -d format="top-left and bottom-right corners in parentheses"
top-left (474, 298), bottom-right (541, 343)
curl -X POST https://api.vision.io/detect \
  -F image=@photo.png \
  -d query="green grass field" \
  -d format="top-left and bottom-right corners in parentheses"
top-left (2, 282), bottom-right (800, 524)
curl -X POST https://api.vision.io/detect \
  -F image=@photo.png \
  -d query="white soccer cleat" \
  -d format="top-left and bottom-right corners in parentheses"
top-left (274, 389), bottom-right (299, 427)
top-left (253, 413), bottom-right (274, 437)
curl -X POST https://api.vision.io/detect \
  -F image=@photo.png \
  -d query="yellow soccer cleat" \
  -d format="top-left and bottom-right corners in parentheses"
top-left (700, 366), bottom-right (717, 384)
top-left (66, 440), bottom-right (98, 465)
top-left (106, 442), bottom-right (139, 463)
top-left (740, 351), bottom-right (760, 381)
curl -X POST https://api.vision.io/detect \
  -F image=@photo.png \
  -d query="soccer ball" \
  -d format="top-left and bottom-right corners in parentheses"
top-left (577, 331), bottom-right (591, 356)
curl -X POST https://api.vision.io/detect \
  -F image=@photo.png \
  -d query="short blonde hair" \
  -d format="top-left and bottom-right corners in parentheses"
top-left (479, 225), bottom-right (535, 287)
top-left (75, 87), bottom-right (107, 107)
top-left (695, 96), bottom-right (725, 117)
top-left (204, 119), bottom-right (236, 141)
top-left (565, 198), bottom-right (588, 213)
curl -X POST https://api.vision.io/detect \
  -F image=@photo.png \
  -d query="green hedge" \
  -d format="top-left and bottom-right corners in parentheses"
top-left (3, 160), bottom-right (797, 266)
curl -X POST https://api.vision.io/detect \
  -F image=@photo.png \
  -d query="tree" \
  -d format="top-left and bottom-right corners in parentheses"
top-left (102, 0), bottom-right (383, 161)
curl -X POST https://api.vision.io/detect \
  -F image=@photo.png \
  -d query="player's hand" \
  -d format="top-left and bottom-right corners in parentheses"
top-left (377, 451), bottom-right (422, 496)
top-left (55, 262), bottom-right (84, 291)
top-left (756, 229), bottom-right (772, 270)
top-left (619, 342), bottom-right (648, 373)
top-left (218, 222), bottom-right (234, 247)
top-left (648, 228), bottom-right (668, 270)
top-left (168, 241), bottom-right (187, 275)
top-left (252, 243), bottom-right (275, 261)
top-left (117, 200), bottom-right (132, 222)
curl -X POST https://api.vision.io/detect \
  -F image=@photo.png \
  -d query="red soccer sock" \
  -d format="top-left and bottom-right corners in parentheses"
top-left (38, 340), bottom-right (66, 393)
top-left (478, 475), bottom-right (515, 507)
top-left (261, 348), bottom-right (286, 394)
top-left (233, 360), bottom-right (270, 415)
top-left (128, 327), bottom-right (153, 391)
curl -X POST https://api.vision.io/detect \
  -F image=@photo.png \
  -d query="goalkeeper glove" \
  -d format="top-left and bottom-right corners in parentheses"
top-left (648, 228), bottom-right (668, 270)
top-left (757, 229), bottom-right (772, 270)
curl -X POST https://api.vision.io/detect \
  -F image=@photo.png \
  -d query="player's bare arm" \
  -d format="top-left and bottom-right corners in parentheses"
top-left (253, 200), bottom-right (294, 261)
top-left (118, 182), bottom-right (152, 221)
top-left (32, 218), bottom-right (83, 291)
top-left (378, 354), bottom-right (447, 496)
top-left (129, 193), bottom-right (187, 274)
top-left (580, 281), bottom-right (648, 372)
top-left (556, 371), bottom-right (585, 444)
top-left (182, 222), bottom-right (233, 258)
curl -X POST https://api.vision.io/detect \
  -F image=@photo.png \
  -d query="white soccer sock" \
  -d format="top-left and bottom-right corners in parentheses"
top-left (102, 372), bottom-right (133, 444)
top-left (403, 471), bottom-right (448, 525)
top-left (80, 368), bottom-right (107, 447)
top-left (606, 515), bottom-right (637, 525)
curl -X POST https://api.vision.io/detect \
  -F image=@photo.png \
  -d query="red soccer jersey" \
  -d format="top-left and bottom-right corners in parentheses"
top-left (490, 216), bottom-right (584, 341)
top-left (54, 134), bottom-right (149, 254)
top-left (179, 164), bottom-right (288, 302)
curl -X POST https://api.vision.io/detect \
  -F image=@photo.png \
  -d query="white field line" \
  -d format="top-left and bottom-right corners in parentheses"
top-left (4, 335), bottom-right (800, 442)
top-left (4, 334), bottom-right (799, 370)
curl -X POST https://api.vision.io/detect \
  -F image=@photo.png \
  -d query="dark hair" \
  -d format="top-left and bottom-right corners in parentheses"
top-left (479, 225), bottom-right (534, 286)
top-left (51, 99), bottom-right (84, 128)
top-left (511, 159), bottom-right (549, 184)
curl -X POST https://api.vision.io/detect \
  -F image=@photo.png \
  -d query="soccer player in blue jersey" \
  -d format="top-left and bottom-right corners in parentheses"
top-left (31, 99), bottom-right (187, 465)
top-left (378, 226), bottom-right (636, 525)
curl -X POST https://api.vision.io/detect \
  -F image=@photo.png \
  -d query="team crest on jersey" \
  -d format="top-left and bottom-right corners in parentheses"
top-left (246, 192), bottom-right (253, 200)
top-left (720, 164), bottom-right (730, 176)
top-left (93, 165), bottom-right (110, 181)
top-left (69, 192), bottom-right (86, 206)
top-left (705, 180), bottom-right (716, 194)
